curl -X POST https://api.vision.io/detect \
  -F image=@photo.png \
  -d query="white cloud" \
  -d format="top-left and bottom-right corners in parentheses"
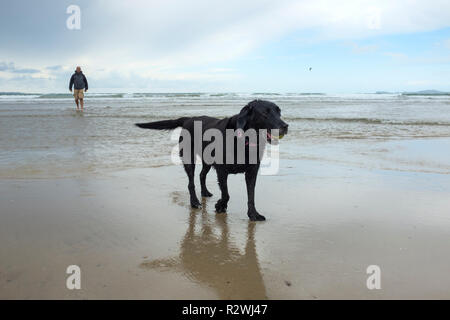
top-left (81, 0), bottom-right (450, 67)
top-left (406, 80), bottom-right (426, 86)
top-left (3, 0), bottom-right (450, 90)
top-left (347, 42), bottom-right (379, 54)
top-left (383, 52), bottom-right (409, 60)
top-left (444, 39), bottom-right (450, 49)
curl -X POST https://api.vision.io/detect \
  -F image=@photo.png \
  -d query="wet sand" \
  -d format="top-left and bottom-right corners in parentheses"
top-left (1, 159), bottom-right (450, 299)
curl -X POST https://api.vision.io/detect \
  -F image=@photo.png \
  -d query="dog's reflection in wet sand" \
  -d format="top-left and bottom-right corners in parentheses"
top-left (140, 197), bottom-right (267, 299)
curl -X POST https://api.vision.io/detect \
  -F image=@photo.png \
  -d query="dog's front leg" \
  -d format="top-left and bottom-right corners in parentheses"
top-left (215, 170), bottom-right (229, 213)
top-left (245, 165), bottom-right (265, 221)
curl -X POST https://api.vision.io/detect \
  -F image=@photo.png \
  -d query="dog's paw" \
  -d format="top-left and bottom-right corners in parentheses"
top-left (215, 200), bottom-right (227, 213)
top-left (249, 214), bottom-right (266, 221)
top-left (190, 199), bottom-right (202, 209)
top-left (201, 190), bottom-right (213, 197)
top-left (248, 210), bottom-right (266, 221)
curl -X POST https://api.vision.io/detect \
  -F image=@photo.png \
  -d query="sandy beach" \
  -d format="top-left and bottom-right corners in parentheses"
top-left (1, 158), bottom-right (450, 299)
top-left (1, 93), bottom-right (450, 299)
top-left (2, 0), bottom-right (450, 304)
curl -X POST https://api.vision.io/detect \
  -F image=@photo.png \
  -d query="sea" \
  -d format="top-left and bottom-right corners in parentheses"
top-left (1, 92), bottom-right (449, 178)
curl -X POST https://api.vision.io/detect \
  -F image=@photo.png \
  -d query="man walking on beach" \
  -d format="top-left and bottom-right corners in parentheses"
top-left (69, 66), bottom-right (88, 111)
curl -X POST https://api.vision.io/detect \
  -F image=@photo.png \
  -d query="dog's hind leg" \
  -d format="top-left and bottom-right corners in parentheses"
top-left (200, 163), bottom-right (213, 197)
top-left (215, 170), bottom-right (229, 213)
top-left (184, 164), bottom-right (201, 209)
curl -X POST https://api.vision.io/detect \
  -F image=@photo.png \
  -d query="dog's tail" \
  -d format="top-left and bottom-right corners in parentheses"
top-left (135, 117), bottom-right (189, 130)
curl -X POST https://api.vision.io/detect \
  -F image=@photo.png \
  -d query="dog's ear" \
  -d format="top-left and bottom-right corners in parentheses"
top-left (236, 104), bottom-right (252, 130)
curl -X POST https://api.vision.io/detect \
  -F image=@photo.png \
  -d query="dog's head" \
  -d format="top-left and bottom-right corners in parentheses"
top-left (236, 100), bottom-right (288, 144)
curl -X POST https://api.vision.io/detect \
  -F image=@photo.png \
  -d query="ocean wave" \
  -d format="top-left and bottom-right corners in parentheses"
top-left (0, 92), bottom-right (39, 96)
top-left (0, 92), bottom-right (448, 105)
top-left (0, 92), bottom-right (329, 100)
top-left (38, 93), bottom-right (125, 99)
top-left (284, 116), bottom-right (450, 126)
top-left (0, 92), bottom-right (223, 100)
top-left (2, 111), bottom-right (447, 127)
top-left (0, 92), bottom-right (40, 99)
top-left (402, 92), bottom-right (450, 96)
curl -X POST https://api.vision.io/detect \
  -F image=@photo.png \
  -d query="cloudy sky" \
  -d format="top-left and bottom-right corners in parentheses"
top-left (1, 0), bottom-right (449, 93)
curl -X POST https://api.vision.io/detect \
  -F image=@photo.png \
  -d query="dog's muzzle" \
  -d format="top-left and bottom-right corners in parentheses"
top-left (278, 123), bottom-right (288, 138)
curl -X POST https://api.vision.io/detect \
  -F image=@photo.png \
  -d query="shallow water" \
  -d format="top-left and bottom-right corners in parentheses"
top-left (1, 93), bottom-right (449, 178)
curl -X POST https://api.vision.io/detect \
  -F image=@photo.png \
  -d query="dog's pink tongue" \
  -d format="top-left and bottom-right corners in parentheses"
top-left (267, 132), bottom-right (272, 139)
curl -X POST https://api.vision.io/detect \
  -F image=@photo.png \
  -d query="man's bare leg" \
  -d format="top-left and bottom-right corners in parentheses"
top-left (75, 98), bottom-right (79, 110)
top-left (80, 98), bottom-right (84, 111)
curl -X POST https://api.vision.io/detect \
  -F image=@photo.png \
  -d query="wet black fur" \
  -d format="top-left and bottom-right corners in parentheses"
top-left (135, 100), bottom-right (288, 221)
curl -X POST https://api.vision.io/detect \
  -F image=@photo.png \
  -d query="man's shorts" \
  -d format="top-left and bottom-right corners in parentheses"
top-left (73, 89), bottom-right (85, 99)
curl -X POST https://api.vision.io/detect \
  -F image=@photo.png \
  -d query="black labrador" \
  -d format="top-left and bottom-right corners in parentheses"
top-left (136, 99), bottom-right (288, 221)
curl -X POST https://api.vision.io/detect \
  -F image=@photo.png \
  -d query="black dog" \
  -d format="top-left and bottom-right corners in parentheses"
top-left (136, 100), bottom-right (288, 221)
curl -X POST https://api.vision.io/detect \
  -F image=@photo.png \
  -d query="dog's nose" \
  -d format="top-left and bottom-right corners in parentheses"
top-left (281, 123), bottom-right (288, 135)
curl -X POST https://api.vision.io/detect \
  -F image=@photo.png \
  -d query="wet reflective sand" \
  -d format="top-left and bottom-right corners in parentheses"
top-left (141, 200), bottom-right (267, 299)
top-left (1, 162), bottom-right (450, 299)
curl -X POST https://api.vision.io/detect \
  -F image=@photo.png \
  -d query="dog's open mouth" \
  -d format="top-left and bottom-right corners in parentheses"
top-left (266, 130), bottom-right (285, 143)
